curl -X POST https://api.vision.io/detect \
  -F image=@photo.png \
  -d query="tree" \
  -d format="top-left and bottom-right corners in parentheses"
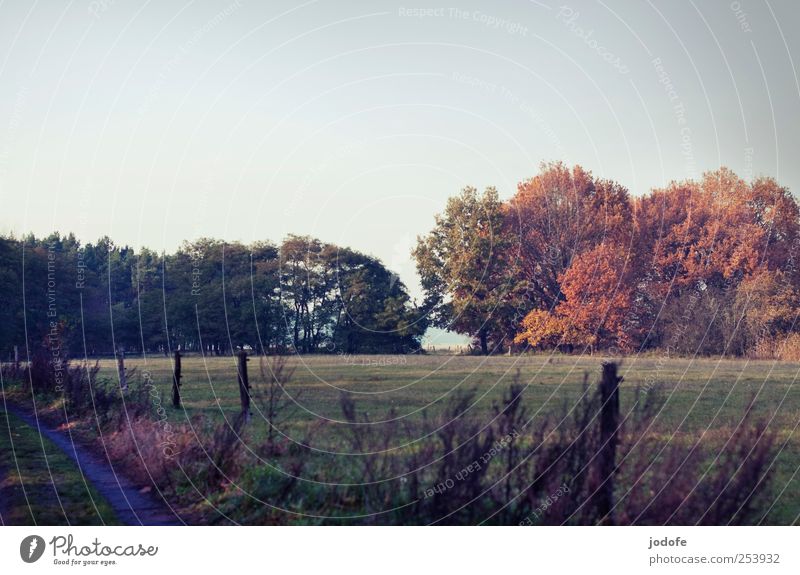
top-left (515, 242), bottom-right (635, 352)
top-left (414, 186), bottom-right (517, 354)
top-left (334, 250), bottom-right (426, 353)
top-left (507, 162), bottom-right (633, 309)
top-left (727, 268), bottom-right (800, 356)
top-left (638, 168), bottom-right (800, 354)
top-left (0, 232), bottom-right (422, 359)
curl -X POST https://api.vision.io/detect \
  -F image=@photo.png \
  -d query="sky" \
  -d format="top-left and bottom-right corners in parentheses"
top-left (1, 0), bottom-right (799, 343)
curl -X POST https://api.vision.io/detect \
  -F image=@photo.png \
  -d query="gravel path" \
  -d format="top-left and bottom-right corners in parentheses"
top-left (3, 404), bottom-right (184, 526)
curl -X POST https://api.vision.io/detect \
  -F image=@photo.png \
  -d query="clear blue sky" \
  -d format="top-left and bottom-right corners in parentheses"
top-left (1, 0), bottom-right (798, 345)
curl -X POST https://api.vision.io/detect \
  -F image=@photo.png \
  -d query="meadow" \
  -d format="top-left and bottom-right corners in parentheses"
top-left (5, 352), bottom-right (799, 525)
top-left (103, 352), bottom-right (800, 432)
top-left (83, 352), bottom-right (800, 524)
top-left (0, 410), bottom-right (118, 525)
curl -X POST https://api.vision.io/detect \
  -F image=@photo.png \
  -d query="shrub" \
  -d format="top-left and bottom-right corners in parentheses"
top-left (751, 333), bottom-right (800, 361)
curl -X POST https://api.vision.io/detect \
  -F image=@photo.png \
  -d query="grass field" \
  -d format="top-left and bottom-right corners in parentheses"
top-left (101, 353), bottom-right (800, 433)
top-left (0, 410), bottom-right (118, 525)
top-left (82, 352), bottom-right (800, 522)
top-left (6, 353), bottom-right (800, 524)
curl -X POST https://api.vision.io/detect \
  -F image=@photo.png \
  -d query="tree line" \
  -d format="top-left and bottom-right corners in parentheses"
top-left (5, 162), bottom-right (798, 361)
top-left (414, 162), bottom-right (800, 357)
top-left (0, 234), bottom-right (427, 359)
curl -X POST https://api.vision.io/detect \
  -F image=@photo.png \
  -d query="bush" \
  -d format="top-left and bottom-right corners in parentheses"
top-left (752, 333), bottom-right (800, 361)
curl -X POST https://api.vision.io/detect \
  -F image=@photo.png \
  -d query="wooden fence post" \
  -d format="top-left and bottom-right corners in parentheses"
top-left (117, 349), bottom-right (127, 392)
top-left (237, 350), bottom-right (251, 422)
top-left (13, 345), bottom-right (19, 366)
top-left (172, 350), bottom-right (182, 408)
top-left (597, 361), bottom-right (622, 525)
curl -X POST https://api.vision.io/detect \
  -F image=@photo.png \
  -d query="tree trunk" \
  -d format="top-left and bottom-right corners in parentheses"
top-left (479, 329), bottom-right (488, 355)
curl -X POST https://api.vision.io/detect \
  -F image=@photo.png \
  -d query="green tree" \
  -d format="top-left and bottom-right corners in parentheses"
top-left (414, 186), bottom-right (515, 354)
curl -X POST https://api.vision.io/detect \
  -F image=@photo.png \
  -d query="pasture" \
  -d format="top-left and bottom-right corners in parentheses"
top-left (6, 352), bottom-right (794, 524)
top-left (83, 353), bottom-right (800, 523)
top-left (101, 353), bottom-right (800, 433)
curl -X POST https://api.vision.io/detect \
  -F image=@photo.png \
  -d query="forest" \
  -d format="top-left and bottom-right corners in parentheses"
top-left (2, 163), bottom-right (799, 361)
top-left (0, 234), bottom-right (427, 358)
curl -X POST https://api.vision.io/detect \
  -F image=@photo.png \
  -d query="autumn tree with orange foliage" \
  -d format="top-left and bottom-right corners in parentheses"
top-left (507, 162), bottom-right (634, 310)
top-left (416, 163), bottom-right (800, 356)
top-left (515, 242), bottom-right (636, 353)
top-left (633, 169), bottom-right (800, 355)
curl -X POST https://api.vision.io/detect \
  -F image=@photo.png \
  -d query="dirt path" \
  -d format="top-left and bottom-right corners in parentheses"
top-left (3, 404), bottom-right (184, 526)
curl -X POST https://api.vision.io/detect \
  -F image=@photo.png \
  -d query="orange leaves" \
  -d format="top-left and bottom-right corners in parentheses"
top-left (507, 162), bottom-right (634, 309)
top-left (640, 168), bottom-right (782, 287)
top-left (510, 165), bottom-right (800, 355)
top-left (514, 309), bottom-right (558, 347)
top-left (516, 242), bottom-right (634, 351)
top-left (420, 163), bottom-right (800, 355)
top-left (558, 243), bottom-right (633, 342)
top-left (735, 268), bottom-right (800, 335)
top-left (507, 162), bottom-right (636, 351)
